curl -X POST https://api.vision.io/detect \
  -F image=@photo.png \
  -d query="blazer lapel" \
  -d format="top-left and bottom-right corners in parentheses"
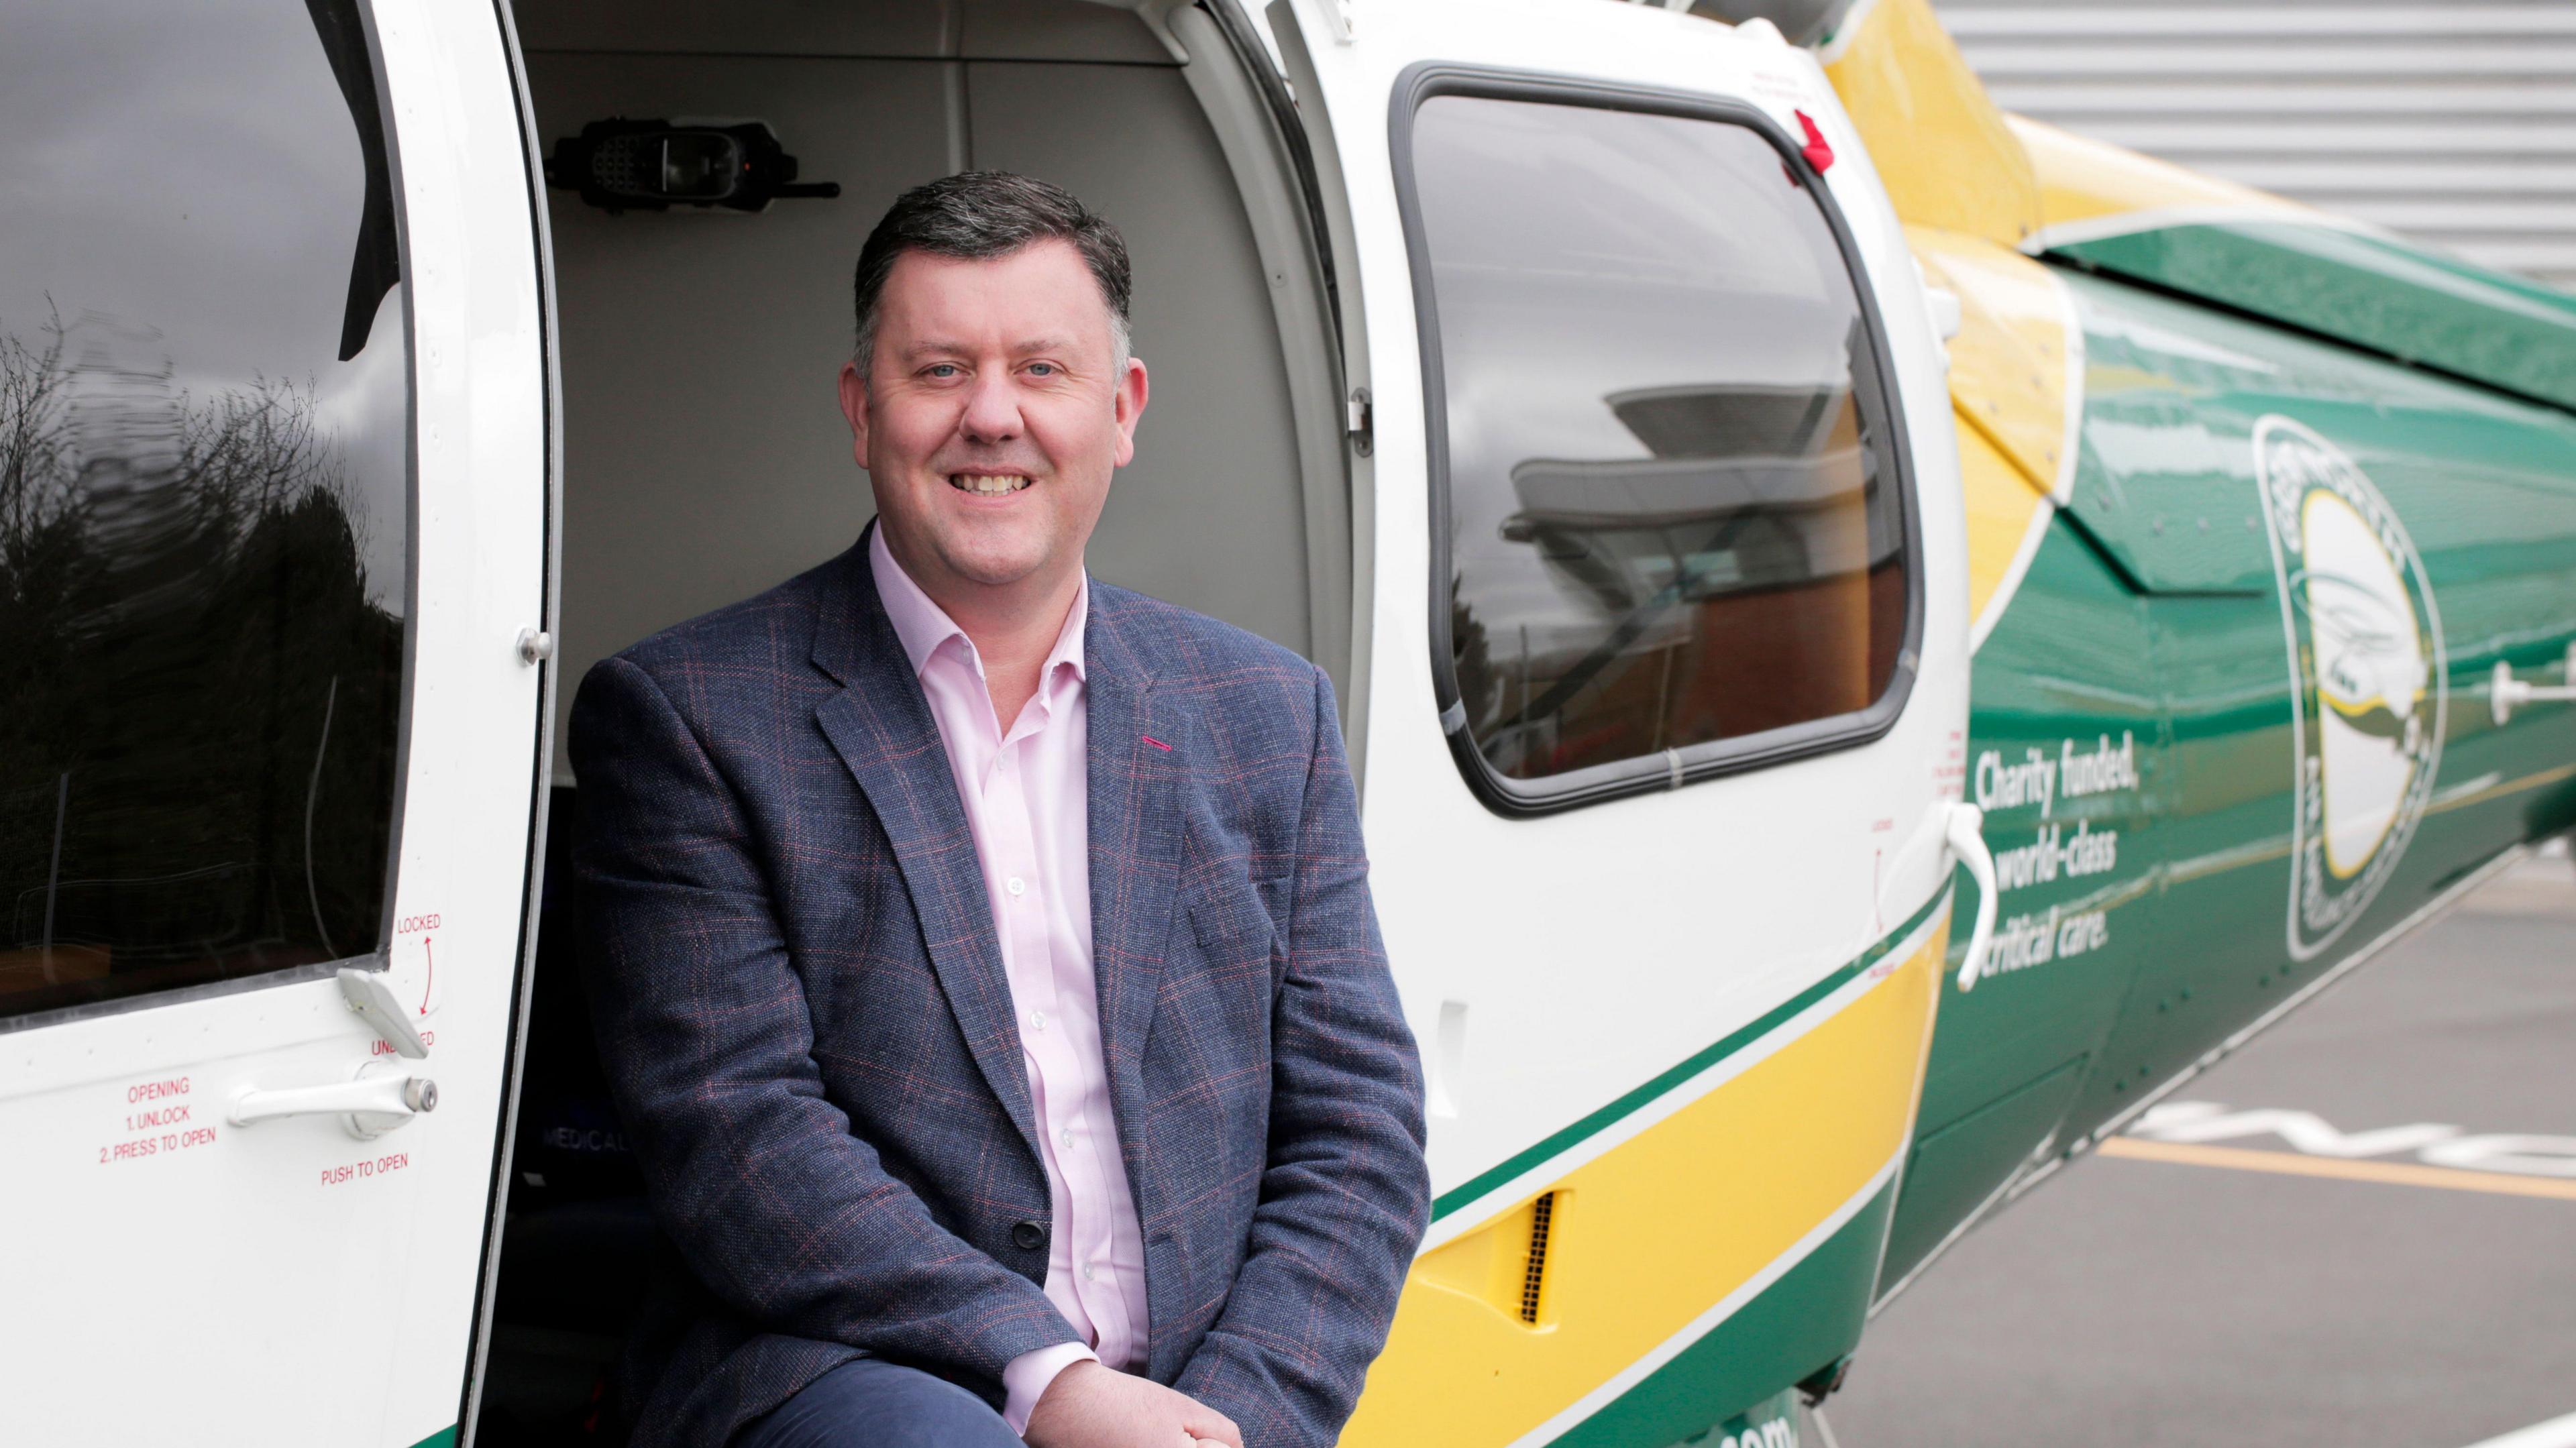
top-left (1084, 593), bottom-right (1189, 1357)
top-left (810, 540), bottom-right (1044, 1170)
top-left (1086, 671), bottom-right (1187, 1085)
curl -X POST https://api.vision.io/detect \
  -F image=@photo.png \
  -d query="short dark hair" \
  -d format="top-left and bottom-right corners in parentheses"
top-left (851, 171), bottom-right (1132, 376)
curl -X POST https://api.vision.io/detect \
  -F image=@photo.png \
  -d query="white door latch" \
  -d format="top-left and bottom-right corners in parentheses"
top-left (2490, 643), bottom-right (2576, 725)
top-left (1945, 802), bottom-right (2000, 991)
top-left (339, 966), bottom-right (427, 1058)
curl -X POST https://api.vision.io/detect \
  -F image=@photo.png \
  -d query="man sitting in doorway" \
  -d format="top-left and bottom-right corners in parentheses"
top-left (572, 172), bottom-right (1428, 1448)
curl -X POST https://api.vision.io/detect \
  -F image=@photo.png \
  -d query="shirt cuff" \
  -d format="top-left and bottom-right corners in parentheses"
top-left (1001, 1340), bottom-right (1099, 1435)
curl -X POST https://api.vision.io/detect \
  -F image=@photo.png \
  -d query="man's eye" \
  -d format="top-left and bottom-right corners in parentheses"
top-left (926, 364), bottom-right (962, 379)
top-left (1026, 362), bottom-right (1057, 377)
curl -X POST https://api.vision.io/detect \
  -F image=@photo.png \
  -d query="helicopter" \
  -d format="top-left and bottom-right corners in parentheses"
top-left (2, 1), bottom-right (2569, 1445)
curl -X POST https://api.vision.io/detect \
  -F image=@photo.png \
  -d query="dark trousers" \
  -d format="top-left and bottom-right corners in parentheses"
top-left (737, 1357), bottom-right (1022, 1448)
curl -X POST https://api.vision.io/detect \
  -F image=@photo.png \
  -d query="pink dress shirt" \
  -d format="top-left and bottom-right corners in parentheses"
top-left (869, 529), bottom-right (1148, 1433)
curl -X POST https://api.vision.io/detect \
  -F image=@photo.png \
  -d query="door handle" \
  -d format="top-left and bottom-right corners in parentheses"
top-left (231, 1064), bottom-right (438, 1139)
top-left (1944, 802), bottom-right (2000, 992)
top-left (2489, 645), bottom-right (2576, 725)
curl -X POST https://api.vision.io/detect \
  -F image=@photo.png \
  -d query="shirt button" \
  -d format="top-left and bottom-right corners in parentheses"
top-left (1060, 1127), bottom-right (1075, 1150)
top-left (1081, 1263), bottom-right (1098, 1283)
top-left (1029, 1011), bottom-right (1046, 1033)
top-left (1007, 876), bottom-right (1027, 897)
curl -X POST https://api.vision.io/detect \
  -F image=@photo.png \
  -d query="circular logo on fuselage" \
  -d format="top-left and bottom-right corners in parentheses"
top-left (2253, 416), bottom-right (2446, 960)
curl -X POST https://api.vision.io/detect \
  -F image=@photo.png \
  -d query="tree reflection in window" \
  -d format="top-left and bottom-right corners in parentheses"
top-left (0, 0), bottom-right (411, 1017)
top-left (0, 311), bottom-right (401, 1013)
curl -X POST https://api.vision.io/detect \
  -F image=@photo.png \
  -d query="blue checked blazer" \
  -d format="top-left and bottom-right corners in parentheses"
top-left (568, 535), bottom-right (1430, 1448)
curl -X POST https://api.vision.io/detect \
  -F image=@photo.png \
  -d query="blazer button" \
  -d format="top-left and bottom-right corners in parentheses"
top-left (1011, 1221), bottom-right (1046, 1253)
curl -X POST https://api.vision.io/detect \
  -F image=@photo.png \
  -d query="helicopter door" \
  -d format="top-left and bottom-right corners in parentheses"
top-left (0, 1), bottom-right (552, 1445)
top-left (1263, 1), bottom-right (1970, 1440)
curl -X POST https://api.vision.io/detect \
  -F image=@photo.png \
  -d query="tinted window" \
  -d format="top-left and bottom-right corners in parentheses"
top-left (1, 0), bottom-right (409, 1019)
top-left (1411, 95), bottom-right (1909, 795)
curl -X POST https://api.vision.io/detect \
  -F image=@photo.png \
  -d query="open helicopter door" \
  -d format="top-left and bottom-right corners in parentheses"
top-left (0, 0), bottom-right (553, 1444)
top-left (1260, 1), bottom-right (1972, 1439)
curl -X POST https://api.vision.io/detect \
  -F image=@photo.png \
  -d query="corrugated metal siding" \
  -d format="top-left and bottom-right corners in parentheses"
top-left (1938, 0), bottom-right (2576, 288)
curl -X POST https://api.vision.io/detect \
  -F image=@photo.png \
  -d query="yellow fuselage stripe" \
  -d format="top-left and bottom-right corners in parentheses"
top-left (1343, 927), bottom-right (1948, 1446)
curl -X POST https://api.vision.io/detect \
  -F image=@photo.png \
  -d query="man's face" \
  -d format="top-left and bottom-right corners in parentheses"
top-left (840, 239), bottom-right (1146, 602)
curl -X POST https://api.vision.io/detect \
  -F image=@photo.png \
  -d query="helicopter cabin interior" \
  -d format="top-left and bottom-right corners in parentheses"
top-left (483, 1), bottom-right (1349, 1438)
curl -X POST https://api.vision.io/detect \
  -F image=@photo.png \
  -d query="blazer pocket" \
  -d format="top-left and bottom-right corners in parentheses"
top-left (1184, 885), bottom-right (1275, 960)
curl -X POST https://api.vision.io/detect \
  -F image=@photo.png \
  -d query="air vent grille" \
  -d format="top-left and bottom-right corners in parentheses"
top-left (587, 134), bottom-right (655, 195)
top-left (1519, 1191), bottom-right (1556, 1324)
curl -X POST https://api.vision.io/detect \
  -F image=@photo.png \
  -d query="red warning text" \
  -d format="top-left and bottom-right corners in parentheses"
top-left (320, 1150), bottom-right (413, 1187)
top-left (98, 1126), bottom-right (217, 1165)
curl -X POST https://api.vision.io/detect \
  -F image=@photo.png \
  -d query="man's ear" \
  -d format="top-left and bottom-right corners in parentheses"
top-left (837, 359), bottom-right (871, 465)
top-left (1112, 355), bottom-right (1149, 468)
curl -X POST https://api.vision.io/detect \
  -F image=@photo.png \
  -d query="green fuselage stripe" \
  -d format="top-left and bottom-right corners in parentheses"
top-left (1428, 889), bottom-right (1948, 1221)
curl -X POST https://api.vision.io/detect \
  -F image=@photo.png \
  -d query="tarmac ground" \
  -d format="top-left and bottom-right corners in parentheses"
top-left (1819, 848), bottom-right (2576, 1448)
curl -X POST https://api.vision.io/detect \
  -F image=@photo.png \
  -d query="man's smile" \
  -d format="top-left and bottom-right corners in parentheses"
top-left (949, 471), bottom-right (1034, 496)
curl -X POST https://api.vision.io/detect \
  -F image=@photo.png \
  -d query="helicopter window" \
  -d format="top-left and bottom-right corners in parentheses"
top-left (1403, 89), bottom-right (1914, 810)
top-left (0, 0), bottom-right (409, 1022)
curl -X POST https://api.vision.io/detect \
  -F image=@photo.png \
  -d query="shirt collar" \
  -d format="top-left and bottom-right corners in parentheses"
top-left (868, 522), bottom-right (1089, 688)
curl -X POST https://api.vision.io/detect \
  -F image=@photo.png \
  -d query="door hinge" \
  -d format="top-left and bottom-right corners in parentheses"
top-left (1346, 386), bottom-right (1373, 457)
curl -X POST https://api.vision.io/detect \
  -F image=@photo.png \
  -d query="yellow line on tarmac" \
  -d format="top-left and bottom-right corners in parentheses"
top-left (2098, 1137), bottom-right (2576, 1202)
